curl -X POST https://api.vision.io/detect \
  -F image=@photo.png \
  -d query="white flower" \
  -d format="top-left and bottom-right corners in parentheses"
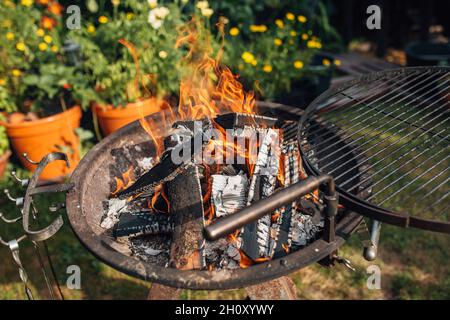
top-left (148, 6), bottom-right (170, 29)
top-left (201, 7), bottom-right (213, 17)
top-left (158, 50), bottom-right (168, 59)
top-left (147, 0), bottom-right (157, 8)
top-left (196, 1), bottom-right (209, 10)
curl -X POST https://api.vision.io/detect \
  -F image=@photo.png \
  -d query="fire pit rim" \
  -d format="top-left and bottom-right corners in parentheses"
top-left (66, 101), bottom-right (363, 290)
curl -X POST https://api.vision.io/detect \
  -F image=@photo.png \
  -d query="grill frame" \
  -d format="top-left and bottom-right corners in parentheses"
top-left (298, 66), bottom-right (450, 234)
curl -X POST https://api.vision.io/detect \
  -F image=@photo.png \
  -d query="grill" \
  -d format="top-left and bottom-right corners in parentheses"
top-left (298, 67), bottom-right (450, 233)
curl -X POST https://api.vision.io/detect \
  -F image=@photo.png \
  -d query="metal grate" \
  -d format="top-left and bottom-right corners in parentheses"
top-left (299, 67), bottom-right (450, 233)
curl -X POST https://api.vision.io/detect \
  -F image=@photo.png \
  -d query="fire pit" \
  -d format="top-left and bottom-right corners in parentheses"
top-left (65, 101), bottom-right (365, 290)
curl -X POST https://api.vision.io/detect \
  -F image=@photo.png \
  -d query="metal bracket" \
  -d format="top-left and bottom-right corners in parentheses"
top-left (21, 152), bottom-right (74, 242)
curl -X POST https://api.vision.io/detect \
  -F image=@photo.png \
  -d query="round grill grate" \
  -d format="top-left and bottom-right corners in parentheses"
top-left (299, 67), bottom-right (450, 233)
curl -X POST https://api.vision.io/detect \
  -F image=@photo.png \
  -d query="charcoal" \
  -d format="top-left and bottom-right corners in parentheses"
top-left (272, 141), bottom-right (300, 258)
top-left (214, 113), bottom-right (277, 130)
top-left (242, 129), bottom-right (279, 260)
top-left (115, 119), bottom-right (212, 200)
top-left (211, 173), bottom-right (248, 217)
top-left (167, 163), bottom-right (206, 270)
top-left (113, 212), bottom-right (173, 238)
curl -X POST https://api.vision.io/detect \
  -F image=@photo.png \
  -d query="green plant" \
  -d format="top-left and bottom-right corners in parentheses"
top-left (0, 0), bottom-right (95, 115)
top-left (68, 0), bottom-right (195, 107)
top-left (223, 12), bottom-right (339, 99)
top-left (0, 115), bottom-right (9, 155)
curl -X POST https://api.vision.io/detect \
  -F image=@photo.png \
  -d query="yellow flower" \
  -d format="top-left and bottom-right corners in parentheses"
top-left (322, 58), bottom-right (331, 66)
top-left (6, 32), bottom-right (14, 40)
top-left (112, 0), bottom-right (121, 6)
top-left (158, 50), bottom-right (168, 59)
top-left (196, 1), bottom-right (209, 10)
top-left (294, 60), bottom-right (304, 69)
top-left (250, 25), bottom-right (267, 33)
top-left (241, 51), bottom-right (255, 64)
top-left (251, 59), bottom-right (257, 66)
top-left (87, 24), bottom-right (96, 33)
top-left (301, 33), bottom-right (309, 40)
top-left (0, 78), bottom-right (6, 86)
top-left (275, 19), bottom-right (284, 28)
top-left (298, 15), bottom-right (307, 23)
top-left (263, 65), bottom-right (272, 73)
top-left (11, 69), bottom-right (22, 77)
top-left (147, 0), bottom-right (157, 9)
top-left (274, 38), bottom-right (282, 46)
top-left (43, 35), bottom-right (52, 44)
top-left (98, 16), bottom-right (108, 24)
top-left (229, 27), bottom-right (239, 36)
top-left (201, 8), bottom-right (214, 18)
top-left (36, 28), bottom-right (45, 37)
top-left (334, 59), bottom-right (342, 66)
top-left (290, 31), bottom-right (297, 37)
top-left (126, 12), bottom-right (134, 20)
top-left (307, 40), bottom-right (322, 49)
top-left (38, 42), bottom-right (48, 51)
top-left (21, 0), bottom-right (33, 7)
top-left (16, 42), bottom-right (26, 52)
top-left (286, 13), bottom-right (295, 21)
top-left (51, 45), bottom-right (58, 53)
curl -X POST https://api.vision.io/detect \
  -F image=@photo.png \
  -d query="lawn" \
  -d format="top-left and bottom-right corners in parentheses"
top-left (1, 162), bottom-right (449, 300)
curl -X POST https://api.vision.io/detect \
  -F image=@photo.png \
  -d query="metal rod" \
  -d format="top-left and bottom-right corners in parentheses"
top-left (342, 129), bottom-right (449, 192)
top-left (397, 168), bottom-right (449, 205)
top-left (305, 70), bottom-right (423, 135)
top-left (204, 175), bottom-right (336, 241)
top-left (336, 110), bottom-right (450, 187)
top-left (363, 220), bottom-right (382, 261)
top-left (311, 75), bottom-right (449, 159)
top-left (324, 100), bottom-right (449, 176)
top-left (310, 71), bottom-right (412, 123)
top-left (376, 149), bottom-right (450, 204)
top-left (305, 70), bottom-right (439, 139)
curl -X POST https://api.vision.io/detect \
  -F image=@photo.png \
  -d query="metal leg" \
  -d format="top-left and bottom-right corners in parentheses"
top-left (363, 220), bottom-right (382, 261)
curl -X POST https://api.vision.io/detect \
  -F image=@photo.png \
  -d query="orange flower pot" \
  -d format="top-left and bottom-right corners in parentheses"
top-left (3, 106), bottom-right (82, 180)
top-left (93, 98), bottom-right (165, 136)
top-left (0, 150), bottom-right (11, 179)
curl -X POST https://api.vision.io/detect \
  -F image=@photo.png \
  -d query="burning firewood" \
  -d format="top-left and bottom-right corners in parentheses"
top-left (113, 212), bottom-right (173, 238)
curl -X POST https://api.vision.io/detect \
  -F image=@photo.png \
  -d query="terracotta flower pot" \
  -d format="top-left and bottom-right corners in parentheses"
top-left (3, 106), bottom-right (82, 180)
top-left (93, 98), bottom-right (165, 136)
top-left (0, 150), bottom-right (12, 179)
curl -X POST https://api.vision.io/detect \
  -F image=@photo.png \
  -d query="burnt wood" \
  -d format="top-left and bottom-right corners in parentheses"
top-left (167, 165), bottom-right (206, 270)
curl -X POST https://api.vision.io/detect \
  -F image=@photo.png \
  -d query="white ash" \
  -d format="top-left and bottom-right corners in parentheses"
top-left (242, 128), bottom-right (278, 259)
top-left (100, 198), bottom-right (128, 229)
top-left (211, 173), bottom-right (248, 217)
top-left (130, 235), bottom-right (170, 265)
top-left (137, 157), bottom-right (155, 171)
top-left (144, 247), bottom-right (164, 256)
top-left (291, 213), bottom-right (324, 247)
top-left (205, 238), bottom-right (242, 270)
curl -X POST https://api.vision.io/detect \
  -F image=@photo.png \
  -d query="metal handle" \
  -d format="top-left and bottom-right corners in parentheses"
top-left (204, 175), bottom-right (337, 241)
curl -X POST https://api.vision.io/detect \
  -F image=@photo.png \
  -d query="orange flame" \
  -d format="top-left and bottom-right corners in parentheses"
top-left (112, 167), bottom-right (134, 196)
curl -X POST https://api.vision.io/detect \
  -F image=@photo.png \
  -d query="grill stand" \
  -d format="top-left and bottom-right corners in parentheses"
top-left (363, 220), bottom-right (382, 261)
